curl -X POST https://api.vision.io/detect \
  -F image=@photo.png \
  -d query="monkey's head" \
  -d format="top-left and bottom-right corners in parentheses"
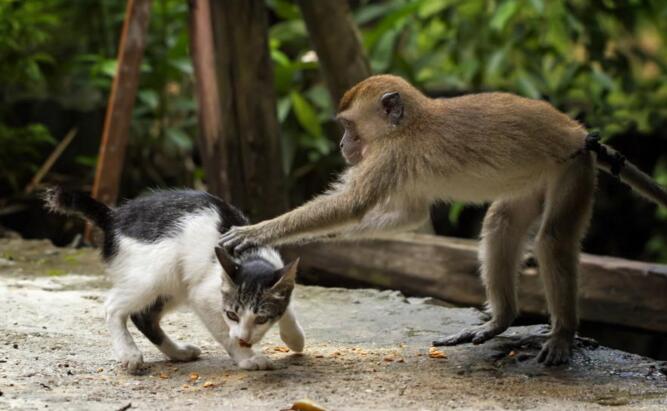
top-left (336, 75), bottom-right (423, 166)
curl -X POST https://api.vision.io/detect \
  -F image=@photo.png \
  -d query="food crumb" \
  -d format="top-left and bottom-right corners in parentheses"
top-left (428, 347), bottom-right (447, 359)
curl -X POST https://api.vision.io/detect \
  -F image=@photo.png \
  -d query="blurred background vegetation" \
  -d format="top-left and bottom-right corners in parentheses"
top-left (1, 0), bottom-right (666, 262)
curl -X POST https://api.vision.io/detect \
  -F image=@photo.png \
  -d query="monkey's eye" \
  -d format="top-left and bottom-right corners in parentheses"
top-left (338, 117), bottom-right (352, 128)
top-left (254, 316), bottom-right (269, 325)
top-left (226, 311), bottom-right (239, 322)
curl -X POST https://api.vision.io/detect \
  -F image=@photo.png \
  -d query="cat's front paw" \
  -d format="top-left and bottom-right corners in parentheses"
top-left (167, 343), bottom-right (201, 362)
top-left (280, 326), bottom-right (305, 353)
top-left (238, 354), bottom-right (273, 371)
top-left (119, 350), bottom-right (144, 374)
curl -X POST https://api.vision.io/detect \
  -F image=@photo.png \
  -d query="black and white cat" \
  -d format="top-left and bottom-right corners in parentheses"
top-left (44, 188), bottom-right (304, 373)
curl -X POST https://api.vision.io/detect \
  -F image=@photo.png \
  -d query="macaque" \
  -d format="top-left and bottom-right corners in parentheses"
top-left (222, 75), bottom-right (667, 365)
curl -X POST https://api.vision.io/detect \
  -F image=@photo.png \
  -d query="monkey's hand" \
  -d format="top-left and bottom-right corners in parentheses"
top-left (221, 223), bottom-right (269, 254)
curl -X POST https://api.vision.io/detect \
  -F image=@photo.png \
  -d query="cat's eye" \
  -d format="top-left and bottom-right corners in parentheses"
top-left (226, 311), bottom-right (239, 322)
top-left (254, 316), bottom-right (269, 325)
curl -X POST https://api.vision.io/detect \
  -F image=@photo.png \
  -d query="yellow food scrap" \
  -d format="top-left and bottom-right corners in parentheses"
top-left (290, 399), bottom-right (328, 411)
top-left (203, 380), bottom-right (216, 388)
top-left (159, 372), bottom-right (170, 379)
top-left (383, 355), bottom-right (394, 362)
top-left (189, 372), bottom-right (200, 381)
top-left (428, 347), bottom-right (447, 359)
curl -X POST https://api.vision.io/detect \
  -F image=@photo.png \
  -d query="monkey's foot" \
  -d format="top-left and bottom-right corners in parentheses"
top-left (537, 334), bottom-right (573, 366)
top-left (433, 321), bottom-right (508, 346)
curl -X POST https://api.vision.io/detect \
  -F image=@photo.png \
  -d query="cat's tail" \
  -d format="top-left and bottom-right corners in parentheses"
top-left (43, 186), bottom-right (113, 232)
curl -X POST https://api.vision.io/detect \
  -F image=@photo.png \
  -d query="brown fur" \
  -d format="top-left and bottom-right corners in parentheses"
top-left (222, 75), bottom-right (663, 366)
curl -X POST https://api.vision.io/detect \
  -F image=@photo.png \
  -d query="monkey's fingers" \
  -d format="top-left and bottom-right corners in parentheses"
top-left (234, 240), bottom-right (259, 255)
top-left (432, 329), bottom-right (475, 347)
top-left (220, 228), bottom-right (244, 249)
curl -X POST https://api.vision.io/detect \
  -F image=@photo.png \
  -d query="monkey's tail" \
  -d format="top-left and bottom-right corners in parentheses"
top-left (43, 186), bottom-right (113, 232)
top-left (585, 132), bottom-right (667, 208)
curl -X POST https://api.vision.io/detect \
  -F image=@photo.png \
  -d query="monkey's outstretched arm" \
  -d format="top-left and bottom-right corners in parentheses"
top-left (221, 163), bottom-right (397, 252)
top-left (314, 204), bottom-right (430, 242)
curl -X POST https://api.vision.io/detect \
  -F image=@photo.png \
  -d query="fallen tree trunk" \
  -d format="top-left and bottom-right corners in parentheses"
top-left (281, 234), bottom-right (667, 333)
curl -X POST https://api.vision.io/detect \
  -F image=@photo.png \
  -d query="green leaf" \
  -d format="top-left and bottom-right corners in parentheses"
top-left (99, 59), bottom-right (118, 77)
top-left (138, 89), bottom-right (159, 111)
top-left (418, 0), bottom-right (448, 19)
top-left (364, 1), bottom-right (420, 52)
top-left (169, 58), bottom-right (192, 75)
top-left (591, 66), bottom-right (615, 90)
top-left (490, 0), bottom-right (520, 31)
top-left (290, 91), bottom-right (323, 138)
top-left (277, 97), bottom-right (292, 123)
top-left (165, 127), bottom-right (192, 151)
top-left (448, 202), bottom-right (464, 225)
top-left (516, 72), bottom-right (541, 99)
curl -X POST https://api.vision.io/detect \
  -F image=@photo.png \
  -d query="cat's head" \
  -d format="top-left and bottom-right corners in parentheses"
top-left (215, 247), bottom-right (298, 347)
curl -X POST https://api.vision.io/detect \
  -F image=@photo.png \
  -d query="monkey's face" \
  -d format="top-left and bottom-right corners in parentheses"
top-left (337, 86), bottom-right (406, 166)
top-left (338, 117), bottom-right (364, 165)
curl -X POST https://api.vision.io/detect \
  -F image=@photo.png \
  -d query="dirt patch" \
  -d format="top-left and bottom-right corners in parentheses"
top-left (1, 239), bottom-right (666, 410)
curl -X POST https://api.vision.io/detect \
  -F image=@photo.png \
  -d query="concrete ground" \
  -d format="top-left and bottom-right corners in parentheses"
top-left (1, 238), bottom-right (666, 410)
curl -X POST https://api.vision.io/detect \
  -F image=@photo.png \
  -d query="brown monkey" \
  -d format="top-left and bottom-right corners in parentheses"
top-left (222, 74), bottom-right (667, 365)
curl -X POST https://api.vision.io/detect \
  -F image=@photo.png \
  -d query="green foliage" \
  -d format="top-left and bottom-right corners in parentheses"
top-left (0, 1), bottom-right (59, 94)
top-left (0, 124), bottom-right (54, 192)
top-left (359, 0), bottom-right (667, 141)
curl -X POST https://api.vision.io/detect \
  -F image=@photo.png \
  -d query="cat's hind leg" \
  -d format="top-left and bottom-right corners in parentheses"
top-left (105, 291), bottom-right (145, 374)
top-left (279, 304), bottom-right (305, 352)
top-left (130, 296), bottom-right (201, 362)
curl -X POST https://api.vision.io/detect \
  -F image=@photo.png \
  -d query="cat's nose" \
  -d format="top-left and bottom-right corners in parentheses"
top-left (239, 338), bottom-right (252, 348)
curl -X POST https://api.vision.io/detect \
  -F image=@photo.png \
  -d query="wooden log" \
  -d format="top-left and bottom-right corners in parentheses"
top-left (281, 234), bottom-right (667, 333)
top-left (91, 0), bottom-right (151, 205)
top-left (196, 0), bottom-right (288, 220)
top-left (297, 0), bottom-right (371, 105)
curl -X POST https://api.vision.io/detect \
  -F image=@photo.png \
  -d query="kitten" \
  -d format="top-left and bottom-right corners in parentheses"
top-left (44, 187), bottom-right (304, 373)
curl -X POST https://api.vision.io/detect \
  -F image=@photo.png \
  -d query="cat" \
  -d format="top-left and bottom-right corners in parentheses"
top-left (44, 187), bottom-right (305, 373)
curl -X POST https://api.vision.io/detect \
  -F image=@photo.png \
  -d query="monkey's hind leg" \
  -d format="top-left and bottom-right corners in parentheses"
top-left (434, 191), bottom-right (542, 347)
top-left (534, 154), bottom-right (595, 366)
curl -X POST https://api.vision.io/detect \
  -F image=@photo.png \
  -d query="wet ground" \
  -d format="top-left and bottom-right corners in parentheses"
top-left (1, 238), bottom-right (666, 410)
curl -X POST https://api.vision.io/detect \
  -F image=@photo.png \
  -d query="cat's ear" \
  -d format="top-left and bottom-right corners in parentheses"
top-left (271, 258), bottom-right (299, 290)
top-left (215, 247), bottom-right (239, 284)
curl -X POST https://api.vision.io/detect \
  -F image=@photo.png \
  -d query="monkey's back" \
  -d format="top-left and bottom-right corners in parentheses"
top-left (421, 93), bottom-right (588, 202)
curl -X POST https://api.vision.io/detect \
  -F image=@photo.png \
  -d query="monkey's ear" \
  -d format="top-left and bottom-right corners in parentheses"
top-left (381, 91), bottom-right (404, 126)
top-left (215, 247), bottom-right (239, 283)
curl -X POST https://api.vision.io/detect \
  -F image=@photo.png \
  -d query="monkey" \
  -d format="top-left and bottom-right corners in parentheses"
top-left (222, 74), bottom-right (667, 366)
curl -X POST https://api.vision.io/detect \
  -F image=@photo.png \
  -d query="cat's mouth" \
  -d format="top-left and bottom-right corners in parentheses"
top-left (239, 339), bottom-right (252, 348)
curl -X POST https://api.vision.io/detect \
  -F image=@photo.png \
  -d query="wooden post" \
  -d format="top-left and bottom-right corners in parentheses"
top-left (191, 0), bottom-right (287, 220)
top-left (187, 0), bottom-right (231, 200)
top-left (91, 0), bottom-right (151, 205)
top-left (297, 0), bottom-right (371, 104)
